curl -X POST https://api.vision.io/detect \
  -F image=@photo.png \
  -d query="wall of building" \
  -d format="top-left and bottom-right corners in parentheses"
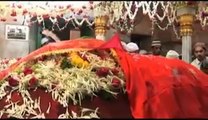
top-left (0, 17), bottom-right (38, 58)
top-left (111, 13), bottom-right (208, 55)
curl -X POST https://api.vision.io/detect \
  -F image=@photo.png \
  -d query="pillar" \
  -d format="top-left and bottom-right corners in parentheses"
top-left (179, 14), bottom-right (194, 63)
top-left (94, 16), bottom-right (108, 40)
top-left (176, 3), bottom-right (197, 63)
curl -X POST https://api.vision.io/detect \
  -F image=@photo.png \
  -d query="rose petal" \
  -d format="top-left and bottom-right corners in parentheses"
top-left (112, 78), bottom-right (121, 87)
top-left (8, 76), bottom-right (19, 87)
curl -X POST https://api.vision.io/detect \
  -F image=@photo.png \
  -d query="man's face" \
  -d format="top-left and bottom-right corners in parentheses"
top-left (194, 46), bottom-right (206, 61)
top-left (152, 46), bottom-right (161, 55)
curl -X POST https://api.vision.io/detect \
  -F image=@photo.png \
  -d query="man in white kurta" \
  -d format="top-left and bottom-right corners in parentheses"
top-left (191, 42), bottom-right (208, 69)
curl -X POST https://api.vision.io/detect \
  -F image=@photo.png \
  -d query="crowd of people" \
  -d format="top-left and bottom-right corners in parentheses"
top-left (121, 40), bottom-right (208, 74)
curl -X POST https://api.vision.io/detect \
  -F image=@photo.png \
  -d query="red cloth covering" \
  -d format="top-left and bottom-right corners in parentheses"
top-left (99, 34), bottom-right (208, 118)
top-left (0, 39), bottom-right (106, 79)
top-left (1, 34), bottom-right (208, 118)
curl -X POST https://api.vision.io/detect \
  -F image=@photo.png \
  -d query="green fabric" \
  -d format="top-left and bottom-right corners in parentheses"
top-left (35, 20), bottom-right (94, 49)
top-left (80, 21), bottom-right (94, 37)
top-left (81, 36), bottom-right (93, 38)
top-left (36, 27), bottom-right (42, 49)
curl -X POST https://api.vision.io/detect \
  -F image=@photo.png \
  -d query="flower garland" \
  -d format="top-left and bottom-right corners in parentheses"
top-left (0, 49), bottom-right (125, 118)
top-left (69, 51), bottom-right (89, 68)
top-left (93, 1), bottom-right (134, 34)
top-left (93, 1), bottom-right (179, 34)
top-left (197, 2), bottom-right (208, 29)
top-left (0, 58), bottom-right (19, 71)
top-left (0, 1), bottom-right (94, 31)
top-left (1, 1), bottom-right (208, 34)
top-left (94, 1), bottom-right (208, 37)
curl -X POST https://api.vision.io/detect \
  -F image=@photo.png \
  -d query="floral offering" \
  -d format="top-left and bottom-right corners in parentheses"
top-left (0, 49), bottom-right (126, 119)
top-left (0, 58), bottom-right (20, 71)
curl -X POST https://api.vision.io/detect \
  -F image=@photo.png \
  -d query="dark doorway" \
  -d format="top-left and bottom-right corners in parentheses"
top-left (131, 34), bottom-right (152, 51)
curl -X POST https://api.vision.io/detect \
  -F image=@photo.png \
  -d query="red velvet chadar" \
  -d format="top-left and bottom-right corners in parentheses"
top-left (99, 34), bottom-right (208, 118)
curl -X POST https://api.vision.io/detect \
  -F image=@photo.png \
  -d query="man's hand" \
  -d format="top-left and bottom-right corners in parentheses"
top-left (42, 29), bottom-right (60, 42)
top-left (42, 29), bottom-right (50, 36)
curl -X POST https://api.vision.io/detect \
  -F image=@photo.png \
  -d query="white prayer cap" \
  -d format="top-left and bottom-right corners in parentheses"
top-left (41, 37), bottom-right (49, 44)
top-left (121, 41), bottom-right (127, 50)
top-left (126, 42), bottom-right (139, 52)
top-left (139, 49), bottom-right (148, 55)
top-left (166, 50), bottom-right (179, 59)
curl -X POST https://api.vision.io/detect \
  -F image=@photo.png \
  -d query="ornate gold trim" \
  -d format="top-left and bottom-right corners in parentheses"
top-left (178, 14), bottom-right (194, 36)
top-left (94, 16), bottom-right (108, 36)
top-left (174, 1), bottom-right (198, 10)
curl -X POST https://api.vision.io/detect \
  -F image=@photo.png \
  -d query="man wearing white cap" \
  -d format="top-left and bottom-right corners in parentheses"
top-left (191, 42), bottom-right (208, 69)
top-left (151, 40), bottom-right (162, 56)
top-left (126, 42), bottom-right (139, 53)
top-left (166, 50), bottom-right (180, 59)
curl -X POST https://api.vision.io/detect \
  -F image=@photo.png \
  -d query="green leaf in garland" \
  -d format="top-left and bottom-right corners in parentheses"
top-left (0, 79), bottom-right (5, 86)
top-left (31, 64), bottom-right (41, 70)
top-left (60, 57), bottom-right (73, 69)
top-left (98, 90), bottom-right (114, 101)
top-left (81, 36), bottom-right (93, 39)
top-left (17, 70), bottom-right (22, 75)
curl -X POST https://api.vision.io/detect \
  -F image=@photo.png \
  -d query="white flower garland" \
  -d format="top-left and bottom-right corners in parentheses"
top-left (93, 1), bottom-right (179, 34)
top-left (197, 2), bottom-right (208, 28)
top-left (0, 49), bottom-right (125, 118)
top-left (0, 58), bottom-right (18, 71)
top-left (1, 1), bottom-right (208, 33)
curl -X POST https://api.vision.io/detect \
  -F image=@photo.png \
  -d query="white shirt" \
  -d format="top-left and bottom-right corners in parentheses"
top-left (191, 57), bottom-right (208, 69)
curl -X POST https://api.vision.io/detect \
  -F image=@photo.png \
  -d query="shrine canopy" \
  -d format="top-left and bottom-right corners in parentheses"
top-left (0, 1), bottom-right (101, 27)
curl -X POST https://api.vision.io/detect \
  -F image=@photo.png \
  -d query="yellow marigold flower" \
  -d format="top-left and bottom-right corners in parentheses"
top-left (82, 61), bottom-right (89, 68)
top-left (69, 51), bottom-right (89, 68)
top-left (110, 49), bottom-right (117, 57)
top-left (76, 58), bottom-right (83, 63)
